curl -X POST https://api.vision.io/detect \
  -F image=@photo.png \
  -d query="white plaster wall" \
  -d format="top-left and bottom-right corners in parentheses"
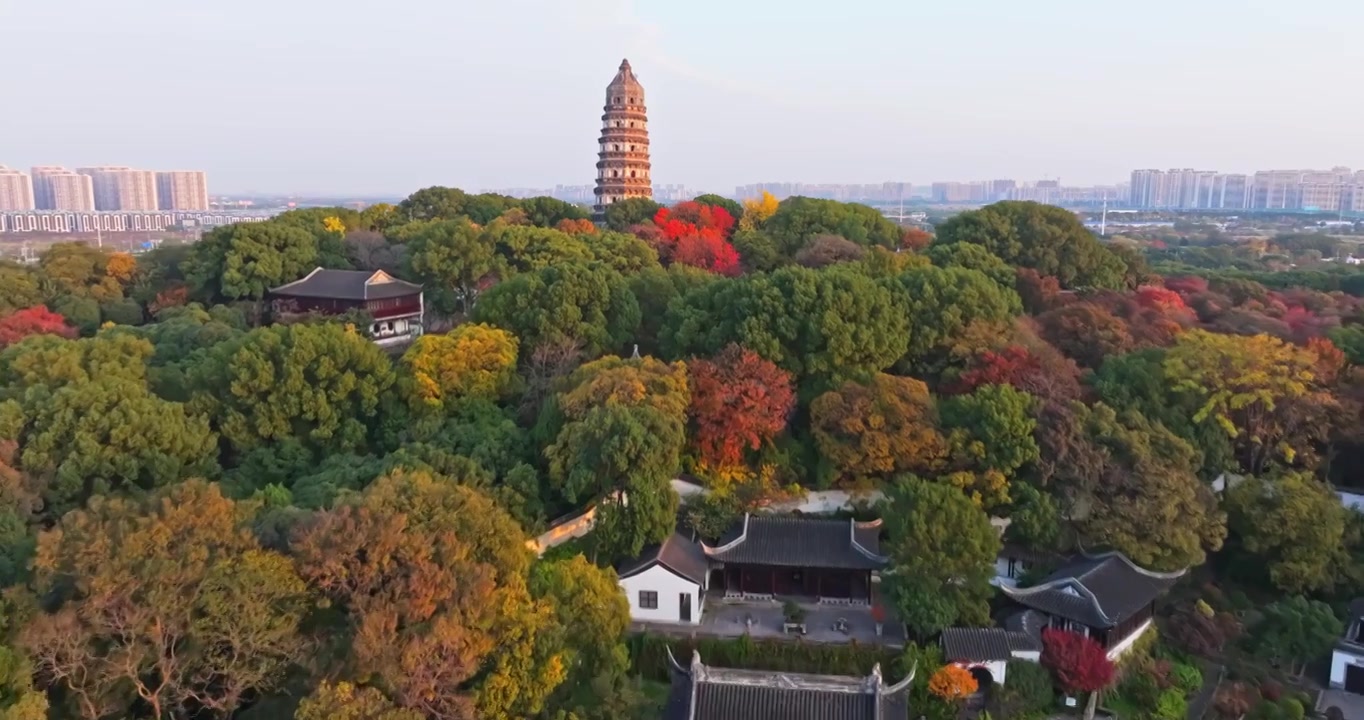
top-left (953, 660), bottom-right (1009, 686)
top-left (1330, 649), bottom-right (1363, 688)
top-left (1106, 618), bottom-right (1153, 661)
top-left (620, 564), bottom-right (703, 625)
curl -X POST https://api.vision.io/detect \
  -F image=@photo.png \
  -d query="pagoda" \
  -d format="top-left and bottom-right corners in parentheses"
top-left (593, 59), bottom-right (652, 219)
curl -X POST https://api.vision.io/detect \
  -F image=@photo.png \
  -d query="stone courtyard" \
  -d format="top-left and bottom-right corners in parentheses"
top-left (632, 594), bottom-right (907, 647)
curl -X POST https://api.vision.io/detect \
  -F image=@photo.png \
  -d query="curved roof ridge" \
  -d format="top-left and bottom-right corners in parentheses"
top-left (850, 519), bottom-right (888, 562)
top-left (701, 513), bottom-right (749, 555)
top-left (1080, 550), bottom-right (1188, 580)
top-left (883, 661), bottom-right (916, 695)
top-left (665, 645), bottom-right (689, 676)
top-left (1001, 578), bottom-right (1113, 625)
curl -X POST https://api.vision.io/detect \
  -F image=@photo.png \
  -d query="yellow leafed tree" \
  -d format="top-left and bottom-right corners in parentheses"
top-left (739, 191), bottom-right (779, 230)
top-left (401, 323), bottom-right (520, 412)
top-left (103, 252), bottom-right (137, 283)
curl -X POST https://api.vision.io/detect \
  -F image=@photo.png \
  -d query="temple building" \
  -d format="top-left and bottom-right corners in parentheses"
top-left (663, 649), bottom-right (913, 720)
top-left (593, 59), bottom-right (652, 218)
top-left (944, 551), bottom-right (1183, 688)
top-left (617, 515), bottom-right (888, 625)
top-left (268, 267), bottom-right (424, 348)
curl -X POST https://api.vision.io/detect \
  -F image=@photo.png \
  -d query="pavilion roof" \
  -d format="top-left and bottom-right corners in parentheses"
top-left (999, 552), bottom-right (1184, 628)
top-left (702, 514), bottom-right (887, 571)
top-left (270, 268), bottom-right (421, 301)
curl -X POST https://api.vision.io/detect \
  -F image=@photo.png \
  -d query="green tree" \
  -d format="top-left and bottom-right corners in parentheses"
top-left (1225, 472), bottom-right (1350, 593)
top-left (488, 223), bottom-right (595, 273)
top-left (1251, 596), bottom-right (1341, 676)
top-left (397, 186), bottom-right (517, 224)
top-left (11, 376), bottom-right (219, 514)
top-left (38, 243), bottom-right (125, 302)
top-left (940, 384), bottom-right (1039, 479)
top-left (730, 229), bottom-right (784, 272)
top-left (0, 330), bottom-right (152, 397)
top-left (530, 555), bottom-right (635, 719)
top-left (519, 196), bottom-right (590, 228)
top-left (1006, 483), bottom-right (1060, 550)
top-left (0, 264), bottom-right (44, 316)
top-left (184, 221), bottom-right (321, 301)
top-left (692, 193), bottom-right (744, 222)
top-left (394, 217), bottom-right (497, 315)
top-left (661, 266), bottom-right (910, 393)
top-left (603, 197), bottom-right (663, 231)
top-left (932, 201), bottom-right (1127, 289)
top-left (473, 262), bottom-right (641, 359)
top-left (1062, 403), bottom-right (1225, 570)
top-left (190, 323), bottom-right (397, 457)
top-left (764, 197), bottom-right (901, 256)
top-left (895, 266), bottom-right (1022, 375)
top-left (628, 264), bottom-right (718, 357)
top-left (925, 242), bottom-right (1016, 288)
top-left (589, 230), bottom-right (662, 275)
top-left (881, 477), bottom-right (1000, 638)
top-left (544, 357), bottom-right (688, 559)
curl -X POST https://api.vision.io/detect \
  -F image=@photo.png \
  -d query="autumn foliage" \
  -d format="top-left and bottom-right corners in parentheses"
top-left (555, 218), bottom-right (598, 235)
top-left (1041, 629), bottom-right (1116, 695)
top-left (650, 202), bottom-right (742, 276)
top-left (687, 344), bottom-right (797, 467)
top-left (0, 306), bottom-right (76, 348)
top-left (928, 664), bottom-right (980, 702)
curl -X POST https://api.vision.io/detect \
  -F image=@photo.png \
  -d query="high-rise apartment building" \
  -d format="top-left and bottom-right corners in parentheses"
top-left (48, 172), bottom-right (96, 211)
top-left (77, 166), bottom-right (158, 211)
top-left (0, 166), bottom-right (36, 211)
top-left (30, 165), bottom-right (70, 209)
top-left (156, 170), bottom-right (209, 210)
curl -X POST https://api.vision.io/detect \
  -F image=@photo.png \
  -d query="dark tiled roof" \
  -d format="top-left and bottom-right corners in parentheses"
top-left (941, 627), bottom-right (1040, 662)
top-left (270, 268), bottom-right (422, 300)
top-left (703, 515), bottom-right (887, 571)
top-left (1000, 552), bottom-right (1183, 629)
top-left (1004, 609), bottom-right (1048, 649)
top-left (664, 650), bottom-right (912, 720)
top-left (617, 532), bottom-right (709, 585)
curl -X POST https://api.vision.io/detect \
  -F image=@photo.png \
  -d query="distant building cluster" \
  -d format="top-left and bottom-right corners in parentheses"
top-left (734, 182), bottom-right (912, 203)
top-left (0, 165), bottom-right (209, 212)
top-left (1129, 167), bottom-right (1364, 212)
top-left (926, 179), bottom-right (1125, 206)
top-left (0, 209), bottom-right (273, 234)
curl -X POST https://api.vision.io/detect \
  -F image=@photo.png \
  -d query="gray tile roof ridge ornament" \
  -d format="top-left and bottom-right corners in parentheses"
top-left (701, 512), bottom-right (750, 554)
top-left (1076, 549), bottom-right (1188, 580)
top-left (851, 517), bottom-right (888, 562)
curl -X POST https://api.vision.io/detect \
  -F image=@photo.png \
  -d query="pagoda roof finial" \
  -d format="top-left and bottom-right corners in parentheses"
top-left (620, 58), bottom-right (631, 70)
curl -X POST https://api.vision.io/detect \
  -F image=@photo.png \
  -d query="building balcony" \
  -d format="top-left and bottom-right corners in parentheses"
top-left (601, 109), bottom-right (648, 120)
top-left (596, 178), bottom-right (653, 188)
top-left (596, 158), bottom-right (653, 169)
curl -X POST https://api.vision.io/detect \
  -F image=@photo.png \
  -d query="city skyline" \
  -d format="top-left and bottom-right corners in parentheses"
top-left (2, 0), bottom-right (1360, 195)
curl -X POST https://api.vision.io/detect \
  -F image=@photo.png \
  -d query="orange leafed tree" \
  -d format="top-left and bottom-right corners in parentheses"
top-left (928, 665), bottom-right (979, 702)
top-left (555, 218), bottom-right (598, 235)
top-left (687, 344), bottom-right (796, 467)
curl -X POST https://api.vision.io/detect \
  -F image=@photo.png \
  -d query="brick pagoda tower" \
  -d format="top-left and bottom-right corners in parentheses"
top-left (594, 59), bottom-right (652, 218)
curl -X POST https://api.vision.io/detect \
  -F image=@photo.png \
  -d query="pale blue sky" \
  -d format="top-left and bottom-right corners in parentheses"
top-left (2, 0), bottom-right (1360, 195)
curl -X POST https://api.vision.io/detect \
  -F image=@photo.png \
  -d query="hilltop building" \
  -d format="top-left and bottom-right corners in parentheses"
top-left (269, 268), bottom-right (424, 348)
top-left (593, 59), bottom-right (652, 218)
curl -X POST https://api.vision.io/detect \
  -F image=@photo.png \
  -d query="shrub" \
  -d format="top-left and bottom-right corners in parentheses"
top-left (1120, 672), bottom-right (1161, 711)
top-left (996, 660), bottom-right (1054, 719)
top-left (1169, 662), bottom-right (1203, 695)
top-left (1278, 697), bottom-right (1304, 720)
top-left (1260, 679), bottom-right (1283, 702)
top-left (1154, 688), bottom-right (1189, 720)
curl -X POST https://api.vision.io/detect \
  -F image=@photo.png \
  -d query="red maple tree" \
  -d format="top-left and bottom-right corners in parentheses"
top-left (649, 202), bottom-right (743, 275)
top-left (1041, 629), bottom-right (1115, 720)
top-left (0, 306), bottom-right (76, 348)
top-left (1135, 285), bottom-right (1188, 313)
top-left (687, 344), bottom-right (796, 467)
top-left (1163, 275), bottom-right (1209, 296)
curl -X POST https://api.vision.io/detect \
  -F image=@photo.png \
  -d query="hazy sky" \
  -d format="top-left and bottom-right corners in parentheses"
top-left (3, 0), bottom-right (1361, 196)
